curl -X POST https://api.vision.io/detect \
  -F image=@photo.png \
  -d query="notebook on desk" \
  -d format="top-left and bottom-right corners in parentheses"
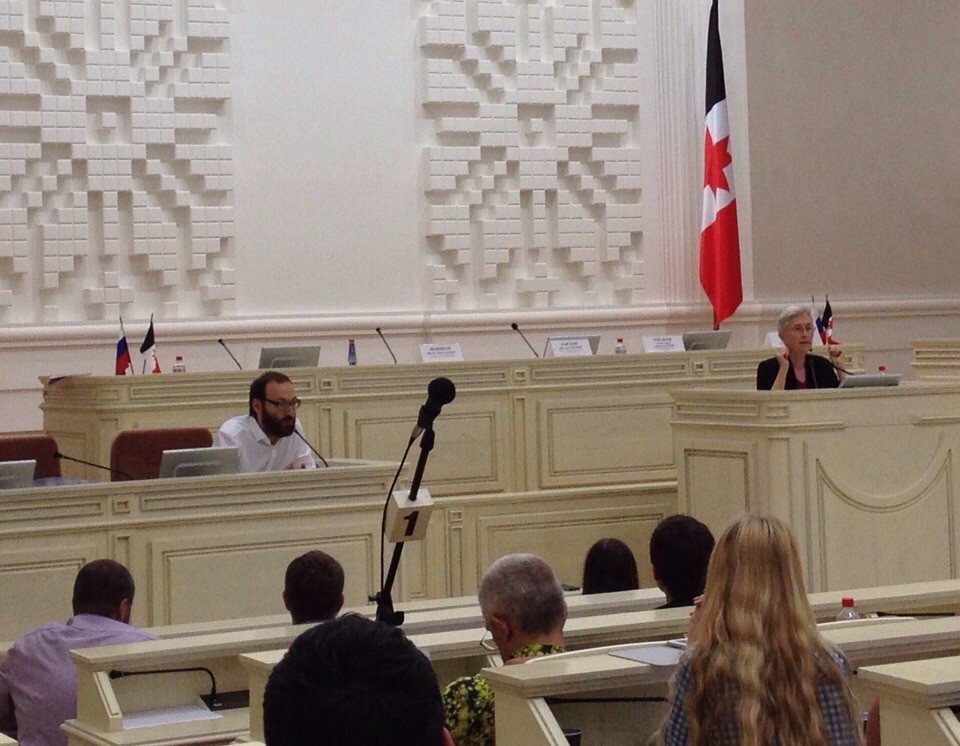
top-left (258, 345), bottom-right (321, 369)
top-left (838, 373), bottom-right (901, 389)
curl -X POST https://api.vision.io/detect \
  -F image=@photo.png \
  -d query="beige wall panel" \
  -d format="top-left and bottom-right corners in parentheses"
top-left (743, 0), bottom-right (960, 300)
top-left (0, 543), bottom-right (103, 633)
top-left (680, 443), bottom-right (753, 536)
top-left (535, 394), bottom-right (673, 489)
top-left (476, 503), bottom-right (671, 590)
top-left (148, 525), bottom-right (376, 625)
top-left (344, 398), bottom-right (510, 495)
top-left (814, 446), bottom-right (957, 591)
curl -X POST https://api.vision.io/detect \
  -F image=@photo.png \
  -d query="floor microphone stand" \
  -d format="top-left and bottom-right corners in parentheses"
top-left (375, 427), bottom-right (435, 626)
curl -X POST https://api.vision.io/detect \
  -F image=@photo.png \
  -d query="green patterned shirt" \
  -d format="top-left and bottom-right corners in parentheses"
top-left (441, 642), bottom-right (564, 746)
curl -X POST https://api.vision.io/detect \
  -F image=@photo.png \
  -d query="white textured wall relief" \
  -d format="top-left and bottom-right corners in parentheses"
top-left (0, 0), bottom-right (234, 323)
top-left (420, 0), bottom-right (644, 310)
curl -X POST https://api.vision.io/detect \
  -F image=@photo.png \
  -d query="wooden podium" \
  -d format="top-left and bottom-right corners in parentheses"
top-left (672, 383), bottom-right (960, 592)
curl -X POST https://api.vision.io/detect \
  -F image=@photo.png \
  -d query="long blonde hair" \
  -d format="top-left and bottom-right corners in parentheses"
top-left (682, 514), bottom-right (862, 746)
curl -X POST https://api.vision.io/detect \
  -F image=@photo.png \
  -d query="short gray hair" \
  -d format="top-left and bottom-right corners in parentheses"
top-left (777, 304), bottom-right (813, 333)
top-left (477, 553), bottom-right (567, 634)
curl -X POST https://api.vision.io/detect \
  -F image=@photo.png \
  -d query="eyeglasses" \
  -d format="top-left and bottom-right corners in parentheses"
top-left (479, 628), bottom-right (497, 652)
top-left (263, 397), bottom-right (302, 411)
top-left (786, 324), bottom-right (814, 334)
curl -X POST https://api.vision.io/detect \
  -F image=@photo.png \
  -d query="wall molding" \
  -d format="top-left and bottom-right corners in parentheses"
top-left (2, 297), bottom-right (960, 348)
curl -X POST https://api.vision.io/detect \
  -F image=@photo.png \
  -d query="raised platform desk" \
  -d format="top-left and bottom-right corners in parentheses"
top-left (672, 382), bottom-right (960, 592)
top-left (41, 347), bottom-right (863, 492)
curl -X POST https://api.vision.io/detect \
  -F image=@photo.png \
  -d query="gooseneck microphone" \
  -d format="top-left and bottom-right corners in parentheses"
top-left (375, 327), bottom-right (398, 364)
top-left (54, 451), bottom-right (133, 481)
top-left (409, 377), bottom-right (456, 442)
top-left (511, 322), bottom-right (540, 358)
top-left (217, 339), bottom-right (243, 370)
top-left (294, 429), bottom-right (329, 468)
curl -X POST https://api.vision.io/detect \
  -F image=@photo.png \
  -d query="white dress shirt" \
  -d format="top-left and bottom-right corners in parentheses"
top-left (213, 415), bottom-right (316, 472)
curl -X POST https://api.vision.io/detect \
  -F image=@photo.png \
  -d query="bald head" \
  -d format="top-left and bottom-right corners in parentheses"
top-left (478, 553), bottom-right (566, 635)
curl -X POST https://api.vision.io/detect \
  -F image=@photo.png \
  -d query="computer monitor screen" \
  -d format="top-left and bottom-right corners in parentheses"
top-left (258, 346), bottom-right (321, 369)
top-left (682, 330), bottom-right (732, 351)
top-left (158, 447), bottom-right (239, 479)
top-left (0, 460), bottom-right (35, 489)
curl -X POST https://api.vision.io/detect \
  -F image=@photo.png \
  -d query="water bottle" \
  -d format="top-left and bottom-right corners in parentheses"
top-left (347, 339), bottom-right (357, 366)
top-left (836, 596), bottom-right (860, 621)
top-left (614, 338), bottom-right (627, 355)
top-left (171, 355), bottom-right (186, 373)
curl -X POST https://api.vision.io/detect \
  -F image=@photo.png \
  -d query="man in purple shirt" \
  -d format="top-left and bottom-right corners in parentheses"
top-left (0, 559), bottom-right (155, 746)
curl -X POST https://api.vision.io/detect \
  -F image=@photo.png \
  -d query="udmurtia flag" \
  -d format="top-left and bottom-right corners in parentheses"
top-left (699, 0), bottom-right (742, 328)
top-left (140, 315), bottom-right (161, 373)
top-left (819, 296), bottom-right (838, 344)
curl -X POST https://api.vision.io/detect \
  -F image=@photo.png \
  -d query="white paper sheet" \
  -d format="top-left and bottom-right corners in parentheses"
top-left (123, 704), bottom-right (222, 730)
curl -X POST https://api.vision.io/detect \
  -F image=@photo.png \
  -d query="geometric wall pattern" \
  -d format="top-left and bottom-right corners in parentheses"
top-left (420, 0), bottom-right (644, 310)
top-left (0, 0), bottom-right (234, 322)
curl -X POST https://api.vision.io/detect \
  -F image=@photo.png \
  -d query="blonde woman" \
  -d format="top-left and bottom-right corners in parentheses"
top-left (662, 514), bottom-right (863, 746)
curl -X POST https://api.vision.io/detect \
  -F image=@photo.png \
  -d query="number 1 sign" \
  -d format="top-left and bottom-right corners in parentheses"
top-left (384, 488), bottom-right (434, 543)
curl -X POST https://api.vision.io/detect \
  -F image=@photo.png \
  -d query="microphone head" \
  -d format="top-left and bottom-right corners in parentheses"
top-left (53, 450), bottom-right (64, 459)
top-left (427, 376), bottom-right (456, 405)
top-left (511, 322), bottom-right (519, 330)
top-left (375, 327), bottom-right (382, 333)
top-left (217, 338), bottom-right (225, 344)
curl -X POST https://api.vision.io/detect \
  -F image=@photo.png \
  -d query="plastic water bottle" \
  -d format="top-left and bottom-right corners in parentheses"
top-left (836, 596), bottom-right (860, 621)
top-left (171, 355), bottom-right (186, 373)
top-left (614, 338), bottom-right (627, 355)
top-left (347, 339), bottom-right (357, 366)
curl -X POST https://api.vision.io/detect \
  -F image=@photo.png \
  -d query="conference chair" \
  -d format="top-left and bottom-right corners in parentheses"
top-left (0, 434), bottom-right (61, 479)
top-left (109, 428), bottom-right (213, 481)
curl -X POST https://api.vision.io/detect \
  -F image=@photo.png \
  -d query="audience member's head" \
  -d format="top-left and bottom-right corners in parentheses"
top-left (477, 553), bottom-right (566, 660)
top-left (679, 514), bottom-right (861, 744)
top-left (283, 550), bottom-right (345, 624)
top-left (72, 559), bottom-right (136, 622)
top-left (581, 538), bottom-right (640, 595)
top-left (649, 514), bottom-right (715, 606)
top-left (263, 615), bottom-right (453, 746)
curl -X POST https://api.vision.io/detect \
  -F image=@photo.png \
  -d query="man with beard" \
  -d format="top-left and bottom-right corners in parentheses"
top-left (214, 371), bottom-right (317, 472)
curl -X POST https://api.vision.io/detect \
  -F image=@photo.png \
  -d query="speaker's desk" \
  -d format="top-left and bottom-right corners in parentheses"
top-left (672, 382), bottom-right (960, 592)
top-left (485, 616), bottom-right (960, 746)
top-left (41, 347), bottom-right (864, 492)
top-left (858, 654), bottom-right (960, 745)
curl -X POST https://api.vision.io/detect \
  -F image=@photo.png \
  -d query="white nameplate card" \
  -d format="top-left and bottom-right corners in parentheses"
top-left (385, 488), bottom-right (434, 542)
top-left (420, 343), bottom-right (464, 362)
top-left (764, 331), bottom-right (781, 347)
top-left (642, 335), bottom-right (684, 353)
top-left (549, 337), bottom-right (592, 357)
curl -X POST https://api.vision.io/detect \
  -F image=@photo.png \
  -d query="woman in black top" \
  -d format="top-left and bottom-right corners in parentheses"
top-left (756, 305), bottom-right (846, 390)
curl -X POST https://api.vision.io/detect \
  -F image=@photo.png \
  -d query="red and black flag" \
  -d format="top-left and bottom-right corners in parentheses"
top-left (699, 0), bottom-right (742, 328)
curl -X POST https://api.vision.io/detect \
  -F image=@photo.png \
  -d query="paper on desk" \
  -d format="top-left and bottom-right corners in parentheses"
top-left (123, 704), bottom-right (222, 729)
top-left (608, 645), bottom-right (682, 667)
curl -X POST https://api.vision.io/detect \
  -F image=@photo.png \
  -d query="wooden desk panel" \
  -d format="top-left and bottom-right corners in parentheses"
top-left (0, 468), bottom-right (674, 639)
